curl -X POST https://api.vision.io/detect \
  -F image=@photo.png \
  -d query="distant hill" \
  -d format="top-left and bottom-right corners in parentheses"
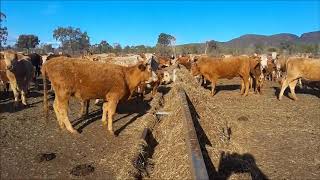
top-left (177, 31), bottom-right (320, 54)
top-left (298, 31), bottom-right (320, 44)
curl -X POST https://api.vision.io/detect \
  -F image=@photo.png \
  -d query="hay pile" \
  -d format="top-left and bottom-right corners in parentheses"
top-left (147, 66), bottom-right (247, 179)
top-left (148, 85), bottom-right (191, 179)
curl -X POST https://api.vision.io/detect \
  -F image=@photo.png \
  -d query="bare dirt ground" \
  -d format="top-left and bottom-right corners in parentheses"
top-left (185, 76), bottom-right (320, 179)
top-left (0, 79), bottom-right (155, 179)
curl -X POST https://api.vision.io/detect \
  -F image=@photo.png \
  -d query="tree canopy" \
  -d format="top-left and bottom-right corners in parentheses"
top-left (16, 34), bottom-right (40, 50)
top-left (0, 12), bottom-right (8, 48)
top-left (53, 26), bottom-right (90, 54)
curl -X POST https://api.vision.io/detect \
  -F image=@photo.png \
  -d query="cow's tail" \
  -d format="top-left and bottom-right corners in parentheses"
top-left (42, 65), bottom-right (49, 118)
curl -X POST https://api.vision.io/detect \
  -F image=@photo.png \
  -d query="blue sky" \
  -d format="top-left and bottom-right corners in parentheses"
top-left (1, 0), bottom-right (319, 47)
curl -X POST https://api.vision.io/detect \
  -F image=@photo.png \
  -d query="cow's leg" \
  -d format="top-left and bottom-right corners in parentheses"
top-left (253, 78), bottom-right (258, 94)
top-left (248, 77), bottom-right (253, 91)
top-left (258, 76), bottom-right (264, 94)
top-left (106, 99), bottom-right (118, 135)
top-left (21, 89), bottom-right (28, 106)
top-left (240, 79), bottom-right (245, 95)
top-left (53, 99), bottom-right (65, 129)
top-left (278, 78), bottom-right (290, 100)
top-left (10, 82), bottom-right (20, 107)
top-left (152, 81), bottom-right (160, 96)
top-left (211, 81), bottom-right (216, 96)
top-left (56, 92), bottom-right (77, 134)
top-left (101, 102), bottom-right (108, 126)
top-left (243, 77), bottom-right (250, 96)
top-left (289, 79), bottom-right (298, 100)
top-left (79, 100), bottom-right (89, 118)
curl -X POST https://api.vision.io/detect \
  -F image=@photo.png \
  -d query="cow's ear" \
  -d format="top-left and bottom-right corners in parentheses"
top-left (138, 64), bottom-right (146, 71)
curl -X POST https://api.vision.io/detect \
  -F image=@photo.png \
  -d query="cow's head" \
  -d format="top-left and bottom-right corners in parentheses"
top-left (190, 63), bottom-right (200, 76)
top-left (161, 71), bottom-right (171, 84)
top-left (3, 50), bottom-right (18, 71)
top-left (136, 62), bottom-right (153, 84)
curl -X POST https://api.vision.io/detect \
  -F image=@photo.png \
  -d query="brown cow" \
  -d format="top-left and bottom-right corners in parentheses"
top-left (278, 58), bottom-right (320, 100)
top-left (191, 56), bottom-right (253, 96)
top-left (42, 57), bottom-right (152, 135)
top-left (249, 58), bottom-right (264, 94)
top-left (177, 56), bottom-right (192, 70)
top-left (0, 59), bottom-right (10, 92)
top-left (2, 50), bottom-right (34, 106)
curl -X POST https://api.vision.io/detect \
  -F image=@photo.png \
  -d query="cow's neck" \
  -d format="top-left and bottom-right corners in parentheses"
top-left (124, 65), bottom-right (141, 94)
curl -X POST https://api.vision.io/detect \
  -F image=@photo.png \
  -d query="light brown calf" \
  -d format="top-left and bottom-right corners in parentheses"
top-left (42, 57), bottom-right (152, 135)
top-left (278, 58), bottom-right (320, 100)
top-left (191, 56), bottom-right (253, 96)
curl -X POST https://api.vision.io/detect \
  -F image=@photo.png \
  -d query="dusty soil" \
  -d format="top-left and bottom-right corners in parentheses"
top-left (176, 68), bottom-right (320, 179)
top-left (0, 79), bottom-right (155, 179)
top-left (208, 78), bottom-right (320, 179)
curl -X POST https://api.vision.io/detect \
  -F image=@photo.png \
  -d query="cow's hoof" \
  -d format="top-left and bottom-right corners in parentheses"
top-left (71, 130), bottom-right (80, 135)
top-left (108, 130), bottom-right (115, 136)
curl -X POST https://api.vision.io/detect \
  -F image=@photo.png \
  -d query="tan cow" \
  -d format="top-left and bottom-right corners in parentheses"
top-left (0, 59), bottom-right (10, 92)
top-left (2, 50), bottom-right (34, 106)
top-left (42, 57), bottom-right (152, 135)
top-left (191, 56), bottom-right (254, 96)
top-left (278, 58), bottom-right (320, 100)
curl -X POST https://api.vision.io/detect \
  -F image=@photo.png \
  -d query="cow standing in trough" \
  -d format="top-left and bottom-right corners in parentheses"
top-left (190, 56), bottom-right (254, 96)
top-left (278, 58), bottom-right (320, 100)
top-left (2, 50), bottom-right (34, 106)
top-left (42, 57), bottom-right (152, 135)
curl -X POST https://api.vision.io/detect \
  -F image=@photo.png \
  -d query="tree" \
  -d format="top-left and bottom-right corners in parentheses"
top-left (0, 12), bottom-right (8, 48)
top-left (16, 34), bottom-right (40, 53)
top-left (113, 43), bottom-right (122, 54)
top-left (156, 33), bottom-right (176, 56)
top-left (254, 43), bottom-right (264, 54)
top-left (53, 26), bottom-right (90, 54)
top-left (123, 45), bottom-right (131, 54)
top-left (280, 41), bottom-right (293, 54)
top-left (42, 44), bottom-right (54, 54)
top-left (205, 40), bottom-right (218, 55)
top-left (99, 40), bottom-right (113, 53)
top-left (267, 47), bottom-right (278, 52)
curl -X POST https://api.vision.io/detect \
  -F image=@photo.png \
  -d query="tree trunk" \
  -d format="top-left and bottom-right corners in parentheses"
top-left (205, 42), bottom-right (208, 55)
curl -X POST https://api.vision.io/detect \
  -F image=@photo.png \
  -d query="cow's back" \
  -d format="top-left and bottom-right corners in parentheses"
top-left (287, 58), bottom-right (320, 80)
top-left (198, 56), bottom-right (250, 79)
top-left (44, 58), bottom-right (127, 99)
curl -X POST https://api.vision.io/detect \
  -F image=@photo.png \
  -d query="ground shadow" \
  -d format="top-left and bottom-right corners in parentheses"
top-left (157, 86), bottom-right (171, 96)
top-left (185, 93), bottom-right (267, 180)
top-left (0, 92), bottom-right (12, 103)
top-left (74, 97), bottom-right (151, 135)
top-left (203, 84), bottom-right (241, 95)
top-left (273, 86), bottom-right (320, 100)
top-left (75, 109), bottom-right (103, 133)
top-left (217, 152), bottom-right (268, 180)
top-left (114, 98), bottom-right (151, 136)
top-left (0, 100), bottom-right (34, 113)
top-left (28, 91), bottom-right (44, 98)
top-left (185, 93), bottom-right (217, 178)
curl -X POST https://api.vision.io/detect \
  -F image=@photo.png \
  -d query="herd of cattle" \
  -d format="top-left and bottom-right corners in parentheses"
top-left (0, 50), bottom-right (319, 135)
